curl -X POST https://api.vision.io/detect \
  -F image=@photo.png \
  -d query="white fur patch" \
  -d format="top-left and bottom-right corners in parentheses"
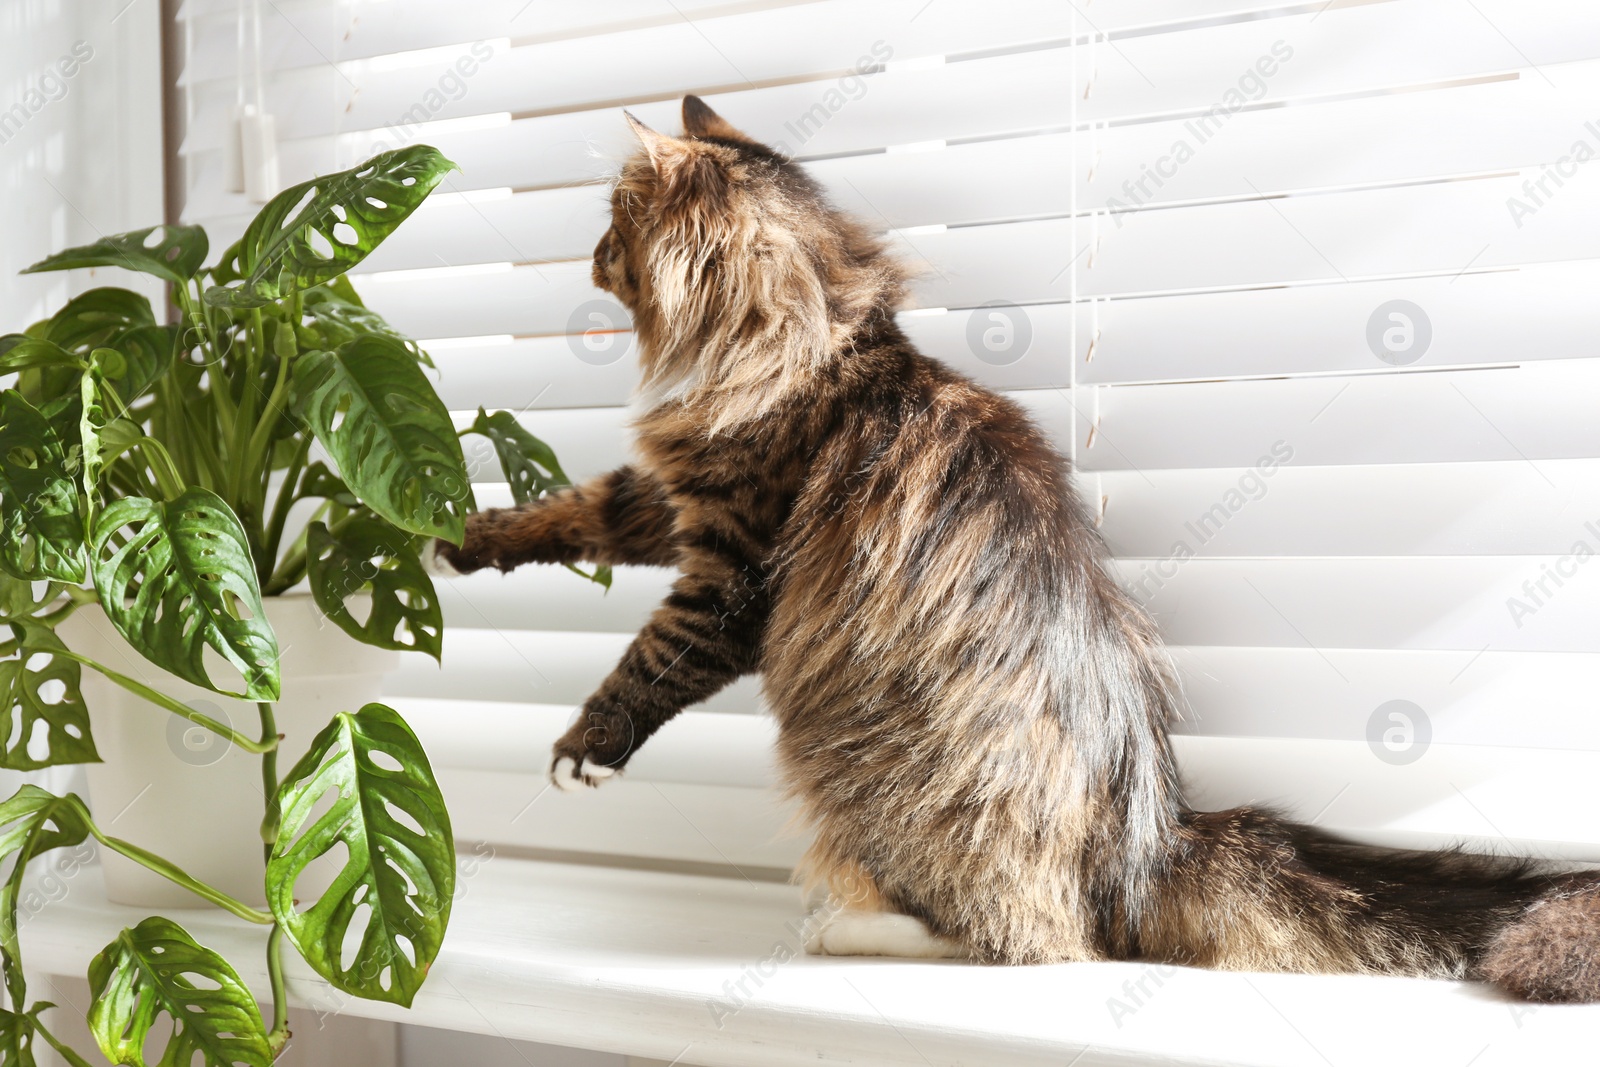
top-left (420, 539), bottom-right (463, 578)
top-left (551, 756), bottom-right (582, 792)
top-left (551, 755), bottom-right (617, 791)
top-left (807, 909), bottom-right (968, 959)
top-left (628, 367), bottom-right (703, 418)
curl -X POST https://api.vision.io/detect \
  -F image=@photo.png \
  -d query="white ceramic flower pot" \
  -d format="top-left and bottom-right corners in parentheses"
top-left (58, 594), bottom-right (399, 908)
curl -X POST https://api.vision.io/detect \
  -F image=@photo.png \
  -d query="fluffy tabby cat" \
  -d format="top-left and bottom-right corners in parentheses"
top-left (430, 96), bottom-right (1600, 1001)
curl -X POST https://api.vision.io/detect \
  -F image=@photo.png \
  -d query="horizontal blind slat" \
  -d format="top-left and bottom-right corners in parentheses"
top-left (432, 555), bottom-right (1600, 653)
top-left (1117, 558), bottom-right (1600, 653)
top-left (1093, 459), bottom-right (1600, 557)
top-left (1065, 359), bottom-right (1600, 470)
top-left (334, 180), bottom-right (1599, 340)
top-left (386, 629), bottom-right (766, 711)
top-left (1169, 645), bottom-right (1600, 751)
top-left (181, 0), bottom-right (1072, 145)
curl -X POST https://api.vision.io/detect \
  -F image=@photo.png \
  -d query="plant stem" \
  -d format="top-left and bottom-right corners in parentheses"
top-left (258, 701), bottom-right (291, 1051)
top-left (50, 650), bottom-right (279, 753)
top-left (263, 434), bottom-right (313, 578)
top-left (90, 829), bottom-right (274, 925)
top-left (51, 795), bottom-right (274, 924)
top-left (265, 924), bottom-right (290, 1051)
top-left (243, 330), bottom-right (292, 479)
top-left (258, 702), bottom-right (281, 859)
top-left (32, 585), bottom-right (98, 629)
top-left (263, 501), bottom-right (369, 595)
top-left (138, 438), bottom-right (187, 500)
top-left (227, 310), bottom-right (266, 506)
top-left (30, 1012), bottom-right (96, 1067)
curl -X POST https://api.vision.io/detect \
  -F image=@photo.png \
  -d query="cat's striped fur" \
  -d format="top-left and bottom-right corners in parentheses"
top-left (435, 96), bottom-right (1600, 1000)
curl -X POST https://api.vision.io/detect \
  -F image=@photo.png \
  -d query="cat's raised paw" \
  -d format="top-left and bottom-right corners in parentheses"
top-left (421, 538), bottom-right (464, 578)
top-left (551, 755), bottom-right (618, 792)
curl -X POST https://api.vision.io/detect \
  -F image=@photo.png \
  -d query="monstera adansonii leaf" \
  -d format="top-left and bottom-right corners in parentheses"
top-left (88, 917), bottom-right (272, 1067)
top-left (306, 519), bottom-right (441, 660)
top-left (41, 287), bottom-right (156, 352)
top-left (267, 704), bottom-right (453, 1007)
top-left (88, 326), bottom-right (178, 410)
top-left (466, 408), bottom-right (569, 505)
top-left (0, 620), bottom-right (98, 770)
top-left (464, 408), bottom-right (611, 588)
top-left (202, 145), bottom-right (457, 309)
top-left (0, 787), bottom-right (92, 1004)
top-left (0, 1007), bottom-right (30, 1067)
top-left (0, 337), bottom-right (83, 375)
top-left (21, 225), bottom-right (209, 286)
top-left (300, 283), bottom-right (432, 366)
top-left (0, 573), bottom-right (53, 623)
top-left (293, 335), bottom-right (473, 543)
top-left (0, 391), bottom-right (85, 583)
top-left (90, 488), bottom-right (280, 701)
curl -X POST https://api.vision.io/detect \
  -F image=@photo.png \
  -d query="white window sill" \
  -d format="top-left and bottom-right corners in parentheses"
top-left (18, 853), bottom-right (1599, 1067)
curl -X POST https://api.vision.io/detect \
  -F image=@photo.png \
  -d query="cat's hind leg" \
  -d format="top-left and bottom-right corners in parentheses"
top-left (807, 910), bottom-right (968, 959)
top-left (801, 859), bottom-right (967, 960)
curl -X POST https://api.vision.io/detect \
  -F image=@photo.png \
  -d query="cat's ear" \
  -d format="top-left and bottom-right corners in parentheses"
top-left (626, 110), bottom-right (729, 206)
top-left (681, 95), bottom-right (748, 141)
top-left (624, 111), bottom-right (685, 173)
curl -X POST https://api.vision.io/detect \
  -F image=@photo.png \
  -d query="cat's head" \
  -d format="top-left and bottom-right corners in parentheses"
top-left (594, 97), bottom-right (905, 414)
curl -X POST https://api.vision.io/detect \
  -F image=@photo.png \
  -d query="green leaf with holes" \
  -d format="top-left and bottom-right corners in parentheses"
top-left (295, 462), bottom-right (357, 508)
top-left (267, 703), bottom-right (453, 1007)
top-left (0, 621), bottom-right (98, 771)
top-left (461, 409), bottom-right (609, 587)
top-left (0, 787), bottom-right (92, 1006)
top-left (202, 146), bottom-right (457, 309)
top-left (98, 325), bottom-right (179, 409)
top-left (0, 1007), bottom-right (32, 1067)
top-left (41, 288), bottom-right (157, 353)
top-left (301, 284), bottom-right (432, 367)
top-left (306, 519), bottom-right (441, 661)
top-left (0, 574), bottom-right (53, 623)
top-left (89, 488), bottom-right (279, 701)
top-left (87, 917), bottom-right (272, 1067)
top-left (0, 337), bottom-right (83, 376)
top-left (21, 226), bottom-right (209, 286)
top-left (0, 391), bottom-right (86, 583)
top-left (293, 335), bottom-right (472, 543)
top-left (466, 408), bottom-right (570, 506)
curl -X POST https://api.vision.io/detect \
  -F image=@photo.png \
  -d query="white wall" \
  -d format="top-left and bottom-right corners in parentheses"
top-left (0, 0), bottom-right (165, 331)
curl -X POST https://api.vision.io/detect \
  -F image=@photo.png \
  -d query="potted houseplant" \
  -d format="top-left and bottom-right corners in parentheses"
top-left (0, 145), bottom-right (593, 1063)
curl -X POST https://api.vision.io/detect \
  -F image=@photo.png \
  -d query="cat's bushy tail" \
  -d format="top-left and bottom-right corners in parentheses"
top-left (1143, 807), bottom-right (1600, 1002)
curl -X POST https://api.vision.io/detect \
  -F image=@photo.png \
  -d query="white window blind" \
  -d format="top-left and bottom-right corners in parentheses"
top-left (171, 0), bottom-right (1600, 871)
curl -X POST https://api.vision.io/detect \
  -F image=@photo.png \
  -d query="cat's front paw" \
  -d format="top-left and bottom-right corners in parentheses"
top-left (550, 754), bottom-right (616, 791)
top-left (549, 702), bottom-right (635, 792)
top-left (424, 510), bottom-right (510, 576)
top-left (421, 537), bottom-right (467, 577)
